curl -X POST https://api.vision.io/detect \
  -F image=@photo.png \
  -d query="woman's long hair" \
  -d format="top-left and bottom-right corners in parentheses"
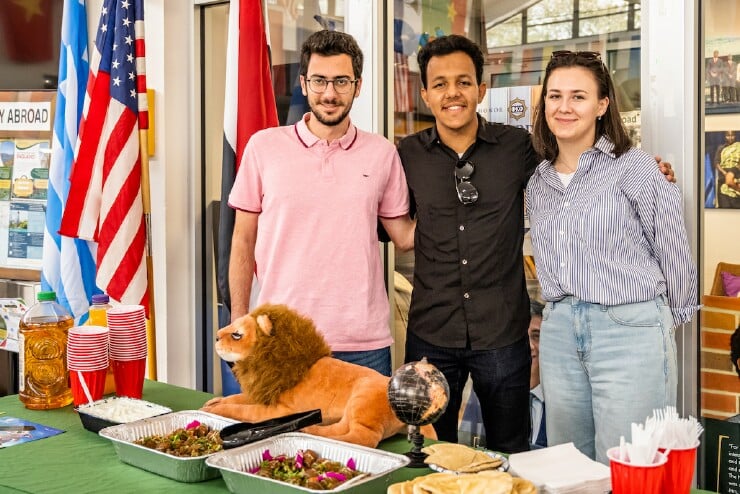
top-left (532, 51), bottom-right (632, 161)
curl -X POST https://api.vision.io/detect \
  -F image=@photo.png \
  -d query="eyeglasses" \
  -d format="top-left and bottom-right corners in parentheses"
top-left (550, 50), bottom-right (602, 61)
top-left (305, 77), bottom-right (358, 94)
top-left (454, 160), bottom-right (479, 205)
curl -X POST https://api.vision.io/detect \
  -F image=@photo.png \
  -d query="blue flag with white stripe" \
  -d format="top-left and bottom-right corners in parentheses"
top-left (41, 0), bottom-right (99, 323)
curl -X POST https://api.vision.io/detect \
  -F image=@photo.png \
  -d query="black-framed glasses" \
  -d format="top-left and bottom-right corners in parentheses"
top-left (305, 77), bottom-right (358, 94)
top-left (454, 160), bottom-right (478, 205)
top-left (550, 50), bottom-right (602, 61)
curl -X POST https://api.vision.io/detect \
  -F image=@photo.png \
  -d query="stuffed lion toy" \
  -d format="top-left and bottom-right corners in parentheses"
top-left (201, 303), bottom-right (436, 448)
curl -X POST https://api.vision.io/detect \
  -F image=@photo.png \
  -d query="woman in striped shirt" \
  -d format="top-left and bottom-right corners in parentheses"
top-left (526, 51), bottom-right (699, 464)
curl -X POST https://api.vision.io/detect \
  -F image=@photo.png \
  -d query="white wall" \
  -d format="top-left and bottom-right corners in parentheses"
top-left (704, 211), bottom-right (740, 289)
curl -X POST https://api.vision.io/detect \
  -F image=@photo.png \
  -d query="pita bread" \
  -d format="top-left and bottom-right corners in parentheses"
top-left (390, 470), bottom-right (518, 494)
top-left (511, 477), bottom-right (537, 494)
top-left (456, 471), bottom-right (512, 494)
top-left (423, 444), bottom-right (490, 470)
top-left (387, 480), bottom-right (410, 494)
top-left (423, 443), bottom-right (504, 472)
top-left (456, 456), bottom-right (504, 472)
top-left (388, 473), bottom-right (453, 494)
top-left (413, 475), bottom-right (460, 494)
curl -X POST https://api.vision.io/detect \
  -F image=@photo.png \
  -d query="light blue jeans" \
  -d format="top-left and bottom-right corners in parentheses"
top-left (539, 296), bottom-right (677, 464)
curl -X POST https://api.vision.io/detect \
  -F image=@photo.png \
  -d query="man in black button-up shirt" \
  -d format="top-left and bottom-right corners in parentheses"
top-left (398, 35), bottom-right (538, 453)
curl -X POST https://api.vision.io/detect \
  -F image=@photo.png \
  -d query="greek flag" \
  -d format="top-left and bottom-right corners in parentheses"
top-left (41, 0), bottom-right (99, 323)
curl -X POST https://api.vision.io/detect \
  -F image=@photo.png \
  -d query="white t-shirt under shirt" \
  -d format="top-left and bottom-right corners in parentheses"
top-left (557, 170), bottom-right (575, 187)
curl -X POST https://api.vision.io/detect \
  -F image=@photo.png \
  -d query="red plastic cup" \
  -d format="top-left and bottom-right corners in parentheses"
top-left (660, 444), bottom-right (698, 494)
top-left (111, 358), bottom-right (146, 399)
top-left (70, 368), bottom-right (108, 406)
top-left (607, 447), bottom-right (668, 494)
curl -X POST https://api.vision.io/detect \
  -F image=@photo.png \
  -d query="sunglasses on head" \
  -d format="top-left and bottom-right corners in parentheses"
top-left (550, 50), bottom-right (602, 61)
top-left (454, 160), bottom-right (478, 205)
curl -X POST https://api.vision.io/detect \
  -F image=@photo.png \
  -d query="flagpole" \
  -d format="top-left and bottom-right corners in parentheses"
top-left (139, 128), bottom-right (157, 381)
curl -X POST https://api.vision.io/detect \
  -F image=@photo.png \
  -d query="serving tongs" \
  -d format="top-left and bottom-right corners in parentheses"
top-left (219, 409), bottom-right (322, 449)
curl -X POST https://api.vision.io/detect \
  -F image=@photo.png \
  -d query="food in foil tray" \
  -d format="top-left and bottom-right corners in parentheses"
top-left (206, 432), bottom-right (409, 492)
top-left (250, 448), bottom-right (365, 490)
top-left (99, 411), bottom-right (238, 483)
top-left (134, 420), bottom-right (223, 457)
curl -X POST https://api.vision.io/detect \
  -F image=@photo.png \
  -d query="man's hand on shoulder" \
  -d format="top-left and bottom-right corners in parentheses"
top-left (655, 155), bottom-right (676, 183)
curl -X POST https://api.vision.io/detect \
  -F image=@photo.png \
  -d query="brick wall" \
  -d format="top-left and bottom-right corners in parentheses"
top-left (701, 295), bottom-right (740, 419)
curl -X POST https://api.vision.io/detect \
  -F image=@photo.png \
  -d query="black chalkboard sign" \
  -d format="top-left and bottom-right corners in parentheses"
top-left (702, 416), bottom-right (740, 493)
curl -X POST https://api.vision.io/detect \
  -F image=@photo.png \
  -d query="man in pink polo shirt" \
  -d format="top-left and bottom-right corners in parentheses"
top-left (228, 30), bottom-right (415, 376)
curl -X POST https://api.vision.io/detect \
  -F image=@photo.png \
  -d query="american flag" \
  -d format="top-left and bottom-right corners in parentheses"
top-left (59, 0), bottom-right (149, 312)
top-left (41, 0), bottom-right (100, 324)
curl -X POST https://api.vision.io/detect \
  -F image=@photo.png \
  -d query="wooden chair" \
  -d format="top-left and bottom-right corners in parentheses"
top-left (711, 262), bottom-right (740, 296)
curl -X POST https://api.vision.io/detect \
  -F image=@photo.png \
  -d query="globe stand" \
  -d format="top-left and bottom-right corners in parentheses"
top-left (404, 425), bottom-right (429, 468)
top-left (387, 357), bottom-right (450, 469)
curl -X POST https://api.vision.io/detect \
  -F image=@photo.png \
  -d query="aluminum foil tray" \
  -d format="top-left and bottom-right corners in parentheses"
top-left (206, 432), bottom-right (410, 493)
top-left (99, 410), bottom-right (237, 482)
top-left (76, 397), bottom-right (172, 433)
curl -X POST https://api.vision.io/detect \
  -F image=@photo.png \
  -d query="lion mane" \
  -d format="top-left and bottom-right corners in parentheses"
top-left (230, 304), bottom-right (332, 406)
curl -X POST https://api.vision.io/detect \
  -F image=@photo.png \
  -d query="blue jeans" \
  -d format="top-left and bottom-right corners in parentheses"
top-left (405, 331), bottom-right (531, 453)
top-left (332, 347), bottom-right (392, 376)
top-left (539, 296), bottom-right (677, 464)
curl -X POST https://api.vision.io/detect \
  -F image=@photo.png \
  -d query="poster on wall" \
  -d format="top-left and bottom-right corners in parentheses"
top-left (620, 110), bottom-right (641, 149)
top-left (706, 0), bottom-right (740, 114)
top-left (705, 130), bottom-right (740, 209)
top-left (0, 91), bottom-right (55, 272)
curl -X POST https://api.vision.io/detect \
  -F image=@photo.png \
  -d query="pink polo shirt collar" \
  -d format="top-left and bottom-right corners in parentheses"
top-left (294, 112), bottom-right (359, 150)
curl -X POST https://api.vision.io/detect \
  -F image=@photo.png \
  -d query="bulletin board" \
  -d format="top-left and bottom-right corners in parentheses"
top-left (0, 90), bottom-right (56, 281)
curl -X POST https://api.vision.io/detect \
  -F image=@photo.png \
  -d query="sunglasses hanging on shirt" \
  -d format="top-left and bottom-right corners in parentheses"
top-left (454, 160), bottom-right (479, 205)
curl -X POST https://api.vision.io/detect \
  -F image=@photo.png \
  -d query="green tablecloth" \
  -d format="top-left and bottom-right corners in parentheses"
top-left (0, 380), bottom-right (426, 493)
top-left (0, 380), bottom-right (717, 493)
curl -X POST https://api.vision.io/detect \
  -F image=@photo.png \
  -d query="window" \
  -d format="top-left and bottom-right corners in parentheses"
top-left (526, 0), bottom-right (574, 43)
top-left (487, 14), bottom-right (523, 48)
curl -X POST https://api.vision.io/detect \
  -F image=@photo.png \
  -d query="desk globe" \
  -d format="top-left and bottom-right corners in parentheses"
top-left (387, 357), bottom-right (449, 467)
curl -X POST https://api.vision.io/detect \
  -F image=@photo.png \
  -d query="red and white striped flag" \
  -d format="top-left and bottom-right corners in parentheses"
top-left (394, 52), bottom-right (413, 113)
top-left (59, 0), bottom-right (149, 312)
top-left (217, 0), bottom-right (278, 311)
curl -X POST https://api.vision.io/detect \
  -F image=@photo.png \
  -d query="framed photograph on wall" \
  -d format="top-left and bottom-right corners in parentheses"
top-left (706, 0), bottom-right (740, 114)
top-left (705, 130), bottom-right (740, 209)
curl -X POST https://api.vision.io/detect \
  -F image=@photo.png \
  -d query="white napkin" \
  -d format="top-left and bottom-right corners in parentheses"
top-left (508, 443), bottom-right (611, 494)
